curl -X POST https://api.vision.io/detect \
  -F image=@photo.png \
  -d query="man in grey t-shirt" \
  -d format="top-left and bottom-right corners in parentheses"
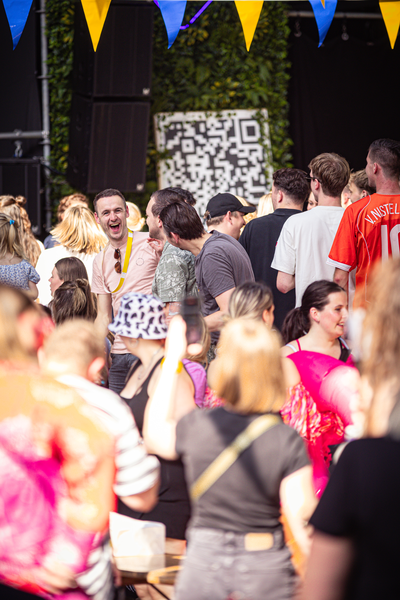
top-left (158, 199), bottom-right (254, 348)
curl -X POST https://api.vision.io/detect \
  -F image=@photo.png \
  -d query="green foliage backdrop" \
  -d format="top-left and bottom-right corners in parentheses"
top-left (151, 1), bottom-right (292, 177)
top-left (45, 1), bottom-right (292, 211)
top-left (46, 0), bottom-right (75, 201)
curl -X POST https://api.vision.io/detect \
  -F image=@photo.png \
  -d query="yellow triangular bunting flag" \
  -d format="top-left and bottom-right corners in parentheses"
top-left (234, 0), bottom-right (264, 52)
top-left (321, 0), bottom-right (326, 8)
top-left (81, 0), bottom-right (112, 51)
top-left (379, 1), bottom-right (400, 49)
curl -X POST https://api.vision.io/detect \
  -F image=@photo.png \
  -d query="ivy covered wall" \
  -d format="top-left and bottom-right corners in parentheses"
top-left (151, 1), bottom-right (292, 180)
top-left (45, 1), bottom-right (292, 211)
top-left (46, 0), bottom-right (75, 200)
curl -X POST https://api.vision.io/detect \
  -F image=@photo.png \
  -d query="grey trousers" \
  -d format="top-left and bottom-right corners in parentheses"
top-left (175, 528), bottom-right (296, 600)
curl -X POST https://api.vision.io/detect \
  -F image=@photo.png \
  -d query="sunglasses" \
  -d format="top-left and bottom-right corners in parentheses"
top-left (306, 175), bottom-right (322, 183)
top-left (114, 248), bottom-right (121, 274)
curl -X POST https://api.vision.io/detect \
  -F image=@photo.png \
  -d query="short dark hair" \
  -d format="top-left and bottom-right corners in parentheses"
top-left (167, 187), bottom-right (196, 206)
top-left (368, 139), bottom-right (400, 179)
top-left (159, 200), bottom-right (205, 241)
top-left (93, 189), bottom-right (126, 213)
top-left (308, 153), bottom-right (350, 198)
top-left (151, 188), bottom-right (188, 217)
top-left (272, 168), bottom-right (310, 205)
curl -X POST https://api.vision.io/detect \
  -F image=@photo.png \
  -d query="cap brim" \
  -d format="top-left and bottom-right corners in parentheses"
top-left (241, 206), bottom-right (257, 214)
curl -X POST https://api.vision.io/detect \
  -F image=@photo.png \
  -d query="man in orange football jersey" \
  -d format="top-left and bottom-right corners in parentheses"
top-left (328, 139), bottom-right (400, 308)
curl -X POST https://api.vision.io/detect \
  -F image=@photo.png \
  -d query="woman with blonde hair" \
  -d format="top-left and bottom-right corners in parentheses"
top-left (126, 201), bottom-right (145, 231)
top-left (0, 213), bottom-right (40, 299)
top-left (0, 195), bottom-right (42, 267)
top-left (44, 192), bottom-right (89, 249)
top-left (257, 192), bottom-right (274, 217)
top-left (203, 281), bottom-right (276, 408)
top-left (143, 316), bottom-right (317, 600)
top-left (235, 195), bottom-right (257, 232)
top-left (36, 205), bottom-right (107, 305)
top-left (226, 281), bottom-right (351, 498)
top-left (301, 258), bottom-right (400, 600)
top-left (228, 280), bottom-right (275, 327)
top-left (183, 312), bottom-right (210, 408)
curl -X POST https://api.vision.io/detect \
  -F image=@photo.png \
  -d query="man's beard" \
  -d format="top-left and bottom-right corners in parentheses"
top-left (149, 227), bottom-right (164, 241)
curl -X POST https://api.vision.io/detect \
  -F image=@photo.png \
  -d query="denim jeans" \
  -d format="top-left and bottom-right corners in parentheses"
top-left (175, 528), bottom-right (296, 600)
top-left (109, 353), bottom-right (137, 394)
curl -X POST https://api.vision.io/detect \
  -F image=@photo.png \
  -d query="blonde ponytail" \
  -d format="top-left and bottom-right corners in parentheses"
top-left (0, 213), bottom-right (26, 259)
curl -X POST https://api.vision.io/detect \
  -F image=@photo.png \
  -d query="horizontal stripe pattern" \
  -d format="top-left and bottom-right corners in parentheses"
top-left (57, 375), bottom-right (160, 599)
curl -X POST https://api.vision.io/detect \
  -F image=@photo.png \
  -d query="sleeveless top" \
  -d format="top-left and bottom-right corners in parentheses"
top-left (119, 358), bottom-right (191, 540)
top-left (285, 338), bottom-right (355, 428)
top-left (286, 337), bottom-right (352, 363)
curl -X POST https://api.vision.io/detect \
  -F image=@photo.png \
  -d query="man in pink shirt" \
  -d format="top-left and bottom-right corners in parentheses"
top-left (92, 188), bottom-right (159, 393)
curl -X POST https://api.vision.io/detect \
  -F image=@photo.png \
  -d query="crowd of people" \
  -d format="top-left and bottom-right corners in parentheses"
top-left (0, 137), bottom-right (400, 600)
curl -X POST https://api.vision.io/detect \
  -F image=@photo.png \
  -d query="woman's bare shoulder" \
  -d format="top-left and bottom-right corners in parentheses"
top-left (281, 357), bottom-right (301, 387)
top-left (281, 341), bottom-right (296, 357)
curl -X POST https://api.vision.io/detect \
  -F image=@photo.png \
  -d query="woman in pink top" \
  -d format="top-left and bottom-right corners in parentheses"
top-left (281, 280), bottom-right (359, 494)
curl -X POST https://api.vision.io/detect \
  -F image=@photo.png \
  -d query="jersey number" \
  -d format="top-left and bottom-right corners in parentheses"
top-left (381, 224), bottom-right (400, 259)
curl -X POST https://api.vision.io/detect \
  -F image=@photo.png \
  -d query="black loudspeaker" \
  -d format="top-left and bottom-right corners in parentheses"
top-left (73, 1), bottom-right (153, 99)
top-left (0, 159), bottom-right (42, 235)
top-left (67, 96), bottom-right (150, 193)
top-left (67, 1), bottom-right (153, 193)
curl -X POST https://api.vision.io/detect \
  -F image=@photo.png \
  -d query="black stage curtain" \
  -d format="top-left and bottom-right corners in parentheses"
top-left (0, 0), bottom-right (42, 159)
top-left (288, 23), bottom-right (400, 172)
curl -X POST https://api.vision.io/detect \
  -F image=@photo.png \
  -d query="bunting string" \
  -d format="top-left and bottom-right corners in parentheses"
top-left (0, 0), bottom-right (399, 52)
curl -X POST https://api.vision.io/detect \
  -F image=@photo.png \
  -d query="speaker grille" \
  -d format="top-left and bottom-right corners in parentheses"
top-left (87, 102), bottom-right (150, 192)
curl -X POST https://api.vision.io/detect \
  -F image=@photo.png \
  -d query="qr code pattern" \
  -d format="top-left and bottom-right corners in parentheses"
top-left (155, 110), bottom-right (272, 214)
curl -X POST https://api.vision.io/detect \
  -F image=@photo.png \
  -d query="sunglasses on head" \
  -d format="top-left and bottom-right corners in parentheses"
top-left (114, 248), bottom-right (121, 274)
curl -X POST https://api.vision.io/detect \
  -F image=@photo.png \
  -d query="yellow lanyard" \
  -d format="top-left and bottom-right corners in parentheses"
top-left (111, 229), bottom-right (134, 294)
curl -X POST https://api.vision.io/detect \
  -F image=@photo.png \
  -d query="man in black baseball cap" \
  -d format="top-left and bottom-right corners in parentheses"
top-left (204, 193), bottom-right (256, 240)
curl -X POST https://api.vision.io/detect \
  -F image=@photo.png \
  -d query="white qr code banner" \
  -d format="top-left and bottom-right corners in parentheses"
top-left (154, 109), bottom-right (272, 215)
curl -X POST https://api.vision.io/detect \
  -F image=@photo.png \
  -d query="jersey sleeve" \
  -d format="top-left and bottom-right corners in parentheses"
top-left (91, 252), bottom-right (109, 294)
top-left (327, 206), bottom-right (356, 272)
top-left (271, 221), bottom-right (296, 275)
